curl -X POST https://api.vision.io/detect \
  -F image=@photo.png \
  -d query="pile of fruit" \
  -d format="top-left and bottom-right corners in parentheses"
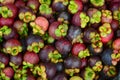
top-left (0, 0), bottom-right (120, 80)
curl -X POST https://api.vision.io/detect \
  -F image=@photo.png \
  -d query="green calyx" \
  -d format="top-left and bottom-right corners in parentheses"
top-left (104, 66), bottom-right (116, 77)
top-left (68, 1), bottom-right (78, 14)
top-left (65, 68), bottom-right (80, 76)
top-left (23, 61), bottom-right (34, 69)
top-left (90, 10), bottom-right (101, 24)
top-left (70, 76), bottom-right (83, 80)
top-left (90, 0), bottom-right (104, 7)
top-left (39, 0), bottom-right (51, 5)
top-left (92, 61), bottom-right (103, 72)
top-left (80, 12), bottom-right (89, 28)
top-left (0, 26), bottom-right (11, 36)
top-left (0, 62), bottom-right (5, 69)
top-left (111, 52), bottom-right (120, 65)
top-left (39, 4), bottom-right (52, 15)
top-left (85, 67), bottom-right (95, 80)
top-left (72, 34), bottom-right (83, 44)
top-left (48, 50), bottom-right (63, 63)
top-left (19, 23), bottom-right (28, 37)
top-left (78, 49), bottom-right (90, 59)
top-left (113, 10), bottom-right (120, 21)
top-left (0, 0), bottom-right (4, 3)
top-left (42, 33), bottom-right (55, 43)
top-left (19, 12), bottom-right (36, 23)
top-left (99, 23), bottom-right (112, 37)
top-left (0, 6), bottom-right (13, 18)
top-left (0, 72), bottom-right (10, 80)
top-left (30, 22), bottom-right (45, 35)
top-left (3, 46), bottom-right (22, 56)
top-left (102, 10), bottom-right (112, 19)
top-left (9, 62), bottom-right (19, 71)
top-left (54, 0), bottom-right (68, 6)
top-left (55, 23), bottom-right (68, 37)
top-left (14, 69), bottom-right (27, 79)
top-left (32, 65), bottom-right (47, 79)
top-left (27, 42), bottom-right (44, 53)
top-left (90, 33), bottom-right (101, 43)
top-left (92, 41), bottom-right (103, 48)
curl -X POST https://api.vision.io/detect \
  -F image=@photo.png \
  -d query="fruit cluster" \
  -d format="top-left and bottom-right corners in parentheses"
top-left (0, 0), bottom-right (120, 80)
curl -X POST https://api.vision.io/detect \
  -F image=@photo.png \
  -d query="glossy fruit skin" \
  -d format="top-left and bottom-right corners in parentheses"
top-left (112, 38), bottom-right (120, 50)
top-left (53, 73), bottom-right (67, 80)
top-left (3, 39), bottom-right (21, 48)
top-left (101, 31), bottom-right (114, 43)
top-left (67, 25), bottom-right (82, 42)
top-left (39, 45), bottom-right (54, 62)
top-left (55, 38), bottom-right (72, 58)
top-left (23, 51), bottom-right (39, 64)
top-left (64, 56), bottom-right (81, 69)
top-left (72, 11), bottom-right (81, 26)
top-left (0, 52), bottom-right (9, 66)
top-left (0, 18), bottom-right (14, 26)
top-left (83, 28), bottom-right (97, 43)
top-left (44, 63), bottom-right (57, 79)
top-left (72, 43), bottom-right (86, 56)
top-left (88, 56), bottom-right (100, 67)
top-left (80, 58), bottom-right (87, 69)
top-left (3, 67), bottom-right (14, 78)
top-left (27, 75), bottom-right (36, 80)
top-left (35, 16), bottom-right (49, 32)
top-left (101, 48), bottom-right (112, 65)
top-left (49, 21), bottom-right (61, 39)
top-left (5, 3), bottom-right (18, 18)
top-left (27, 0), bottom-right (39, 12)
top-left (111, 19), bottom-right (119, 31)
top-left (3, 28), bottom-right (18, 40)
top-left (57, 11), bottom-right (71, 23)
top-left (88, 44), bottom-right (103, 55)
top-left (55, 62), bottom-right (64, 72)
top-left (52, 1), bottom-right (66, 12)
top-left (10, 53), bottom-right (22, 66)
top-left (15, 0), bottom-right (25, 8)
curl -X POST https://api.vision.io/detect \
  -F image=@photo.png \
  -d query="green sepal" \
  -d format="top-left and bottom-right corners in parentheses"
top-left (55, 23), bottom-right (68, 37)
top-left (19, 23), bottom-right (28, 37)
top-left (90, 11), bottom-right (101, 24)
top-left (39, 0), bottom-right (51, 5)
top-left (0, 6), bottom-right (13, 18)
top-left (0, 26), bottom-right (11, 36)
top-left (84, 67), bottom-right (95, 80)
top-left (68, 1), bottom-right (78, 14)
top-left (39, 4), bottom-right (52, 15)
top-left (78, 49), bottom-right (90, 59)
top-left (49, 51), bottom-right (62, 60)
top-left (23, 61), bottom-right (34, 69)
top-left (80, 12), bottom-right (89, 28)
top-left (0, 62), bottom-right (5, 69)
top-left (0, 71), bottom-right (10, 80)
top-left (90, 0), bottom-right (105, 7)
